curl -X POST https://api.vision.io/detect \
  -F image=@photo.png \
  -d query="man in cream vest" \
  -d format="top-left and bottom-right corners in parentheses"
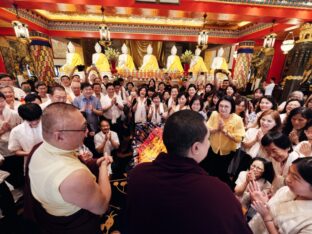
top-left (117, 43), bottom-right (136, 73)
top-left (28, 103), bottom-right (112, 233)
top-left (166, 45), bottom-right (183, 73)
top-left (140, 44), bottom-right (159, 71)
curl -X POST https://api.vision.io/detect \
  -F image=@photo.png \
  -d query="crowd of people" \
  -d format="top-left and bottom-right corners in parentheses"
top-left (0, 70), bottom-right (312, 233)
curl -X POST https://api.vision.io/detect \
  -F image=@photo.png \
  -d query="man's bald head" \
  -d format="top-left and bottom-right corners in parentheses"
top-left (42, 103), bottom-right (87, 150)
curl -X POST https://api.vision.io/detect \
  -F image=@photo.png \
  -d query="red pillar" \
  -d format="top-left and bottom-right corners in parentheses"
top-left (266, 40), bottom-right (286, 84)
top-left (0, 52), bottom-right (6, 73)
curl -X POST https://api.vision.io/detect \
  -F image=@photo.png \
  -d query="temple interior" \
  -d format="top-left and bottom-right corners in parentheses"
top-left (0, 0), bottom-right (312, 234)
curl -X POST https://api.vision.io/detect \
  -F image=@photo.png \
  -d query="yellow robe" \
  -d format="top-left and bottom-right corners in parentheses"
top-left (117, 54), bottom-right (136, 73)
top-left (167, 55), bottom-right (183, 73)
top-left (140, 55), bottom-right (159, 71)
top-left (189, 57), bottom-right (208, 74)
top-left (94, 53), bottom-right (110, 72)
top-left (60, 53), bottom-right (83, 74)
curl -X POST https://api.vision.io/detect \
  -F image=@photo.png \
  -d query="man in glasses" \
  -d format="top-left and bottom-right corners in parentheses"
top-left (27, 102), bottom-right (112, 233)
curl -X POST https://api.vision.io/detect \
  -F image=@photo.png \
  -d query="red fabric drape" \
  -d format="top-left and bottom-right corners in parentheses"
top-left (0, 52), bottom-right (6, 73)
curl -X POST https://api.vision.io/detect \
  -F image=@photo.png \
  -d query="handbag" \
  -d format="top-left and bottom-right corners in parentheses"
top-left (227, 148), bottom-right (252, 177)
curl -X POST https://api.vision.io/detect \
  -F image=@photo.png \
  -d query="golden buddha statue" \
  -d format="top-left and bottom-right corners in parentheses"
top-left (59, 41), bottom-right (83, 74)
top-left (117, 43), bottom-right (136, 73)
top-left (166, 45), bottom-right (183, 73)
top-left (189, 47), bottom-right (208, 75)
top-left (140, 44), bottom-right (159, 72)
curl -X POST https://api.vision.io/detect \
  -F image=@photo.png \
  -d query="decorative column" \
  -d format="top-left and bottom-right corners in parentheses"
top-left (29, 37), bottom-right (55, 84)
top-left (266, 40), bottom-right (286, 84)
top-left (233, 41), bottom-right (255, 89)
top-left (281, 23), bottom-right (312, 99)
top-left (0, 51), bottom-right (6, 73)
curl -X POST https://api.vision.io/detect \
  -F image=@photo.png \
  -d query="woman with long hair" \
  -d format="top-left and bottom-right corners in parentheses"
top-left (243, 110), bottom-right (282, 159)
top-left (235, 96), bottom-right (249, 126)
top-left (282, 107), bottom-right (312, 146)
top-left (279, 99), bottom-right (303, 124)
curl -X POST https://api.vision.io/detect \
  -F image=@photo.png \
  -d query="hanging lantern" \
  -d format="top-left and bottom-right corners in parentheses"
top-left (12, 4), bottom-right (31, 43)
top-left (198, 30), bottom-right (209, 49)
top-left (197, 13), bottom-right (208, 50)
top-left (281, 32), bottom-right (295, 54)
top-left (99, 6), bottom-right (111, 47)
top-left (263, 20), bottom-right (277, 48)
top-left (263, 33), bottom-right (277, 48)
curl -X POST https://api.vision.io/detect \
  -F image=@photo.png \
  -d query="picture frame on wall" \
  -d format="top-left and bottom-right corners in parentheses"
top-left (51, 38), bottom-right (67, 59)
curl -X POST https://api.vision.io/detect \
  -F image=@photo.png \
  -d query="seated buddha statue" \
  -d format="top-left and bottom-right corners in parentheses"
top-left (189, 47), bottom-right (208, 75)
top-left (117, 43), bottom-right (136, 73)
top-left (92, 42), bottom-right (110, 73)
top-left (59, 41), bottom-right (83, 74)
top-left (140, 44), bottom-right (159, 72)
top-left (166, 45), bottom-right (183, 73)
top-left (210, 47), bottom-right (229, 81)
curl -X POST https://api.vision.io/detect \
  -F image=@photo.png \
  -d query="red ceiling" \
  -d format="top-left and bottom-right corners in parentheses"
top-left (0, 0), bottom-right (310, 43)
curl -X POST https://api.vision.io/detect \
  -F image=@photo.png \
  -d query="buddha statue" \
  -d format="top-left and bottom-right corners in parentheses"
top-left (59, 41), bottom-right (83, 74)
top-left (117, 43), bottom-right (135, 72)
top-left (189, 47), bottom-right (208, 75)
top-left (211, 47), bottom-right (229, 72)
top-left (92, 42), bottom-right (110, 73)
top-left (166, 45), bottom-right (183, 73)
top-left (210, 47), bottom-right (229, 81)
top-left (140, 44), bottom-right (159, 71)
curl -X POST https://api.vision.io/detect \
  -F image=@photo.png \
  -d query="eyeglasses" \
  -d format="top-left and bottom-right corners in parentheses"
top-left (58, 125), bottom-right (88, 132)
top-left (250, 164), bottom-right (264, 172)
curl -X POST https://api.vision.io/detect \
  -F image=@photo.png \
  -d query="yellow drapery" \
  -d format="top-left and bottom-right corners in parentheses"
top-left (126, 40), bottom-right (165, 69)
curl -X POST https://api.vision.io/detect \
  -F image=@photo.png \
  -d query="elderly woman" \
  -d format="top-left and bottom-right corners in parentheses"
top-left (235, 157), bottom-right (273, 219)
top-left (249, 157), bottom-right (312, 234)
top-left (201, 95), bottom-right (245, 186)
top-left (261, 132), bottom-right (300, 194)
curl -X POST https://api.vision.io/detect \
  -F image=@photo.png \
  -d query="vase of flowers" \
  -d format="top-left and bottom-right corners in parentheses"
top-left (105, 47), bottom-right (120, 74)
top-left (181, 50), bottom-right (193, 74)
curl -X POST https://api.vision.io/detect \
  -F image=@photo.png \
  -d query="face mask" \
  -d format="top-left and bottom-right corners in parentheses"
top-left (23, 87), bottom-right (31, 93)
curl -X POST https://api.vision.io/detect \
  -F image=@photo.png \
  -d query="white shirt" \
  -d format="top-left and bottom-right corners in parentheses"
top-left (8, 120), bottom-right (43, 172)
top-left (264, 83), bottom-right (275, 96)
top-left (243, 128), bottom-right (268, 159)
top-left (271, 151), bottom-right (300, 194)
top-left (40, 99), bottom-right (52, 110)
top-left (102, 94), bottom-right (124, 121)
top-left (235, 171), bottom-right (271, 208)
top-left (94, 130), bottom-right (119, 155)
top-left (0, 106), bottom-right (21, 142)
top-left (8, 121), bottom-right (43, 153)
top-left (249, 186), bottom-right (312, 234)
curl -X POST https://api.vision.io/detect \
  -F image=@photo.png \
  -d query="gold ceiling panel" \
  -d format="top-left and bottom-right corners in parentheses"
top-left (34, 9), bottom-right (250, 30)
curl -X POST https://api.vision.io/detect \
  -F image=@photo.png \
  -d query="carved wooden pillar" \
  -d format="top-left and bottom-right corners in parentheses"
top-left (281, 23), bottom-right (312, 99)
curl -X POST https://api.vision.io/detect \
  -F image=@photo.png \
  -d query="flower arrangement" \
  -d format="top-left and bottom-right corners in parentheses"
top-left (180, 50), bottom-right (193, 64)
top-left (105, 47), bottom-right (120, 62)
